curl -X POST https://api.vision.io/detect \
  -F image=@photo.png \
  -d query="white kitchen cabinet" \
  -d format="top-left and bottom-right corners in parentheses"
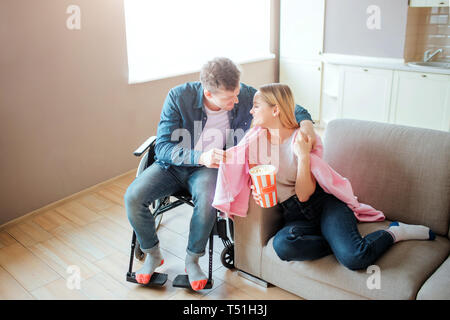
top-left (321, 63), bottom-right (340, 126)
top-left (280, 58), bottom-right (322, 121)
top-left (409, 0), bottom-right (449, 7)
top-left (409, 0), bottom-right (429, 5)
top-left (390, 71), bottom-right (450, 131)
top-left (279, 0), bottom-right (325, 60)
top-left (279, 0), bottom-right (325, 123)
top-left (338, 66), bottom-right (394, 123)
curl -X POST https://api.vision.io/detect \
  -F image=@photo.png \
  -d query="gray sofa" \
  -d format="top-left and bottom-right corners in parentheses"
top-left (233, 119), bottom-right (450, 300)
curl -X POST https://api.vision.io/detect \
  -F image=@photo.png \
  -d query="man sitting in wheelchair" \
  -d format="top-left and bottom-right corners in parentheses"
top-left (124, 57), bottom-right (316, 291)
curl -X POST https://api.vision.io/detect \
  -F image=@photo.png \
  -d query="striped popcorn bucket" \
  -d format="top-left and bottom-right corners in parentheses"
top-left (249, 165), bottom-right (278, 208)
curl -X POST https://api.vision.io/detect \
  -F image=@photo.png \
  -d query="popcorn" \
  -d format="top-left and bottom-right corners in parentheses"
top-left (249, 165), bottom-right (278, 208)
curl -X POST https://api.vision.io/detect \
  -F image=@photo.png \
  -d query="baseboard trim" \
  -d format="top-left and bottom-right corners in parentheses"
top-left (0, 168), bottom-right (137, 231)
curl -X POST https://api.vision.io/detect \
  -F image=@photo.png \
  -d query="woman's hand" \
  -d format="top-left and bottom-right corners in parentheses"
top-left (250, 185), bottom-right (262, 205)
top-left (293, 131), bottom-right (312, 158)
top-left (299, 120), bottom-right (317, 150)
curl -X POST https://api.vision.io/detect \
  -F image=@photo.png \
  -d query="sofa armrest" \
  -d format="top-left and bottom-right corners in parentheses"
top-left (234, 198), bottom-right (284, 278)
top-left (417, 255), bottom-right (450, 300)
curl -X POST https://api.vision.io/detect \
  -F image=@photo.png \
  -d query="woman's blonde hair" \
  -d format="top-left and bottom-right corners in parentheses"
top-left (257, 83), bottom-right (299, 129)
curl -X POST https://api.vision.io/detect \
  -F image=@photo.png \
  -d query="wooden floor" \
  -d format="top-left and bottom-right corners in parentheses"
top-left (0, 171), bottom-right (304, 300)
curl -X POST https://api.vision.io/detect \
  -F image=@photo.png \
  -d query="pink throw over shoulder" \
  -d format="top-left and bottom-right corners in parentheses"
top-left (212, 127), bottom-right (385, 222)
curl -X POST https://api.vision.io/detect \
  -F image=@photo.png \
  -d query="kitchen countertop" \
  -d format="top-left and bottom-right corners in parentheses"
top-left (322, 54), bottom-right (450, 75)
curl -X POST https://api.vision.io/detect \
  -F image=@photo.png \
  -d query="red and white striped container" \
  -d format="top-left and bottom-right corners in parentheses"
top-left (249, 165), bottom-right (278, 208)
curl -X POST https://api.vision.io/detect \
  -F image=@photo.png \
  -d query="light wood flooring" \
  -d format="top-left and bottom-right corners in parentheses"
top-left (0, 172), bottom-right (303, 300)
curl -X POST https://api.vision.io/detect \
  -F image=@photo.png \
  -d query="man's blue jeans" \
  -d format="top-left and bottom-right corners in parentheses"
top-left (124, 162), bottom-right (218, 257)
top-left (273, 188), bottom-right (394, 270)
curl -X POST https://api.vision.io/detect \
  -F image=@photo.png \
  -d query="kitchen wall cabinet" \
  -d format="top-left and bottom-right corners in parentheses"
top-left (409, 0), bottom-right (449, 7)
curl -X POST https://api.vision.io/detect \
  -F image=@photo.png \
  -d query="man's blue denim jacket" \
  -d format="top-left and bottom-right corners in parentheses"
top-left (155, 81), bottom-right (313, 169)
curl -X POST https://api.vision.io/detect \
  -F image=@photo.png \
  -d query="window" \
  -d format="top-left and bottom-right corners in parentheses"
top-left (124, 0), bottom-right (273, 84)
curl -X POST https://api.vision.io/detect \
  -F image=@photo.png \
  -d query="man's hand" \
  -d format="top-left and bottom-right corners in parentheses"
top-left (198, 148), bottom-right (227, 168)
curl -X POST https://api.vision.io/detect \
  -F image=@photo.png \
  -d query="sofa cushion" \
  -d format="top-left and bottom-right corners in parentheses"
top-left (417, 256), bottom-right (450, 300)
top-left (323, 119), bottom-right (450, 236)
top-left (261, 220), bottom-right (450, 300)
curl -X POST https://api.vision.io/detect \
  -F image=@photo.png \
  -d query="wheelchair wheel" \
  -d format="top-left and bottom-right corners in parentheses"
top-left (220, 245), bottom-right (235, 269)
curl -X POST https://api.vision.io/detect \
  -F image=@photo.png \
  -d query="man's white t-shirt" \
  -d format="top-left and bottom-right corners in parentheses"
top-left (194, 106), bottom-right (230, 152)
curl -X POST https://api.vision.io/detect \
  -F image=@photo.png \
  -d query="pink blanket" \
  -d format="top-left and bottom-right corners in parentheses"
top-left (212, 127), bottom-right (385, 222)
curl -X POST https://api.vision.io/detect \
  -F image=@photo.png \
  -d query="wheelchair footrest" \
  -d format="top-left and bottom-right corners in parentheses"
top-left (172, 274), bottom-right (213, 290)
top-left (126, 272), bottom-right (168, 287)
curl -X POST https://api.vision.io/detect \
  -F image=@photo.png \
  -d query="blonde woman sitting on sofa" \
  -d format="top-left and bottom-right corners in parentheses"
top-left (248, 83), bottom-right (435, 270)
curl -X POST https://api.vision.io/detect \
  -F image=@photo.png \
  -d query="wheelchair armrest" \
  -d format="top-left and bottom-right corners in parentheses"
top-left (133, 136), bottom-right (157, 157)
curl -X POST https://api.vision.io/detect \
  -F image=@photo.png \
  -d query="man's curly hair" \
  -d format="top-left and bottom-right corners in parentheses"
top-left (200, 57), bottom-right (241, 93)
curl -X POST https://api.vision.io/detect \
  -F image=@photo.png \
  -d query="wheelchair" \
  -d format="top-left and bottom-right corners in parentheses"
top-left (126, 136), bottom-right (235, 289)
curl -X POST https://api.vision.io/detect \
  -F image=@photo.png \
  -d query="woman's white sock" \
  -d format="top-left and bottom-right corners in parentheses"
top-left (387, 221), bottom-right (435, 243)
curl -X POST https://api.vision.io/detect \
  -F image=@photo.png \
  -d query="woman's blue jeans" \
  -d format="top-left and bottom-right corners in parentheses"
top-left (124, 162), bottom-right (218, 257)
top-left (273, 189), bottom-right (394, 270)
